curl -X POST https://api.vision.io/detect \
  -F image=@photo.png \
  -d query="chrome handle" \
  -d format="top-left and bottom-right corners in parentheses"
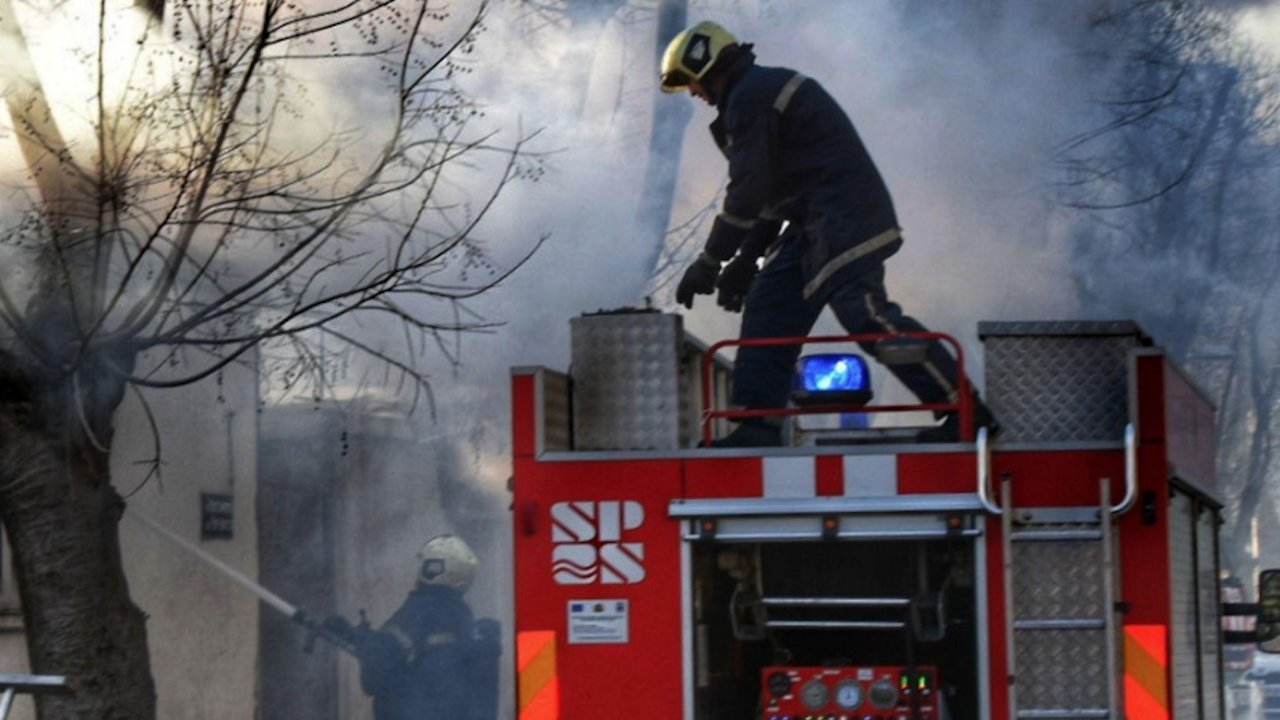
top-left (976, 426), bottom-right (1001, 514)
top-left (1110, 424), bottom-right (1138, 516)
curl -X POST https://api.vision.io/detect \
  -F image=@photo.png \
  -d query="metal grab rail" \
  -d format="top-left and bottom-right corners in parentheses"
top-left (975, 427), bottom-right (1001, 515)
top-left (761, 596), bottom-right (912, 608)
top-left (700, 331), bottom-right (972, 446)
top-left (975, 424), bottom-right (1135, 517)
top-left (1111, 423), bottom-right (1138, 516)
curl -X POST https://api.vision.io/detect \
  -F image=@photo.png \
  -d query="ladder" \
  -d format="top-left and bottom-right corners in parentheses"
top-left (1001, 477), bottom-right (1119, 720)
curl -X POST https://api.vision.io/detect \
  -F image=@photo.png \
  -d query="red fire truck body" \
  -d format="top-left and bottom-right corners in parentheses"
top-left (510, 317), bottom-right (1225, 720)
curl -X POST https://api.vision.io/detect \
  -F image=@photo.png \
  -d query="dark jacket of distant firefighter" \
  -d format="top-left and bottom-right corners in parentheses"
top-left (354, 584), bottom-right (501, 720)
top-left (705, 52), bottom-right (902, 302)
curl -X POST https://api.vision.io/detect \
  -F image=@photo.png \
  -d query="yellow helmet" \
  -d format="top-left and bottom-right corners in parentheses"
top-left (659, 21), bottom-right (738, 94)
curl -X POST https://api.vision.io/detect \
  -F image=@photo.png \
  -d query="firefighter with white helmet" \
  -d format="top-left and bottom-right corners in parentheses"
top-left (324, 534), bottom-right (499, 720)
top-left (663, 20), bottom-right (996, 445)
top-left (416, 533), bottom-right (478, 590)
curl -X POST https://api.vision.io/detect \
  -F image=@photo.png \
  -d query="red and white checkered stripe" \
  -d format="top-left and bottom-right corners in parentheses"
top-left (761, 455), bottom-right (898, 498)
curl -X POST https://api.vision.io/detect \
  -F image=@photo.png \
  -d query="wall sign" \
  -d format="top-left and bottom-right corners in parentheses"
top-left (201, 493), bottom-right (234, 540)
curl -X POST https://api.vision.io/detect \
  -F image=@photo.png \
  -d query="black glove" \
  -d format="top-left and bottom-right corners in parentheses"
top-left (322, 615), bottom-right (357, 644)
top-left (676, 255), bottom-right (720, 309)
top-left (716, 254), bottom-right (759, 312)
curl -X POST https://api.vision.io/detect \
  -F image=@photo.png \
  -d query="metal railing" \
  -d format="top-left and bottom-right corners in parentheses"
top-left (0, 674), bottom-right (70, 719)
top-left (700, 331), bottom-right (972, 446)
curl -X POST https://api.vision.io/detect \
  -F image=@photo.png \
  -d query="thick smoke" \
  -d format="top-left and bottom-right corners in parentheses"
top-left (434, 0), bottom-right (1112, 425)
top-left (1237, 2), bottom-right (1280, 54)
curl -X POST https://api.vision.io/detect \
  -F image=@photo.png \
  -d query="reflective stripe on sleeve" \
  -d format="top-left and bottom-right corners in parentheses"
top-left (774, 73), bottom-right (809, 113)
top-left (425, 632), bottom-right (457, 646)
top-left (718, 212), bottom-right (758, 231)
top-left (386, 624), bottom-right (414, 652)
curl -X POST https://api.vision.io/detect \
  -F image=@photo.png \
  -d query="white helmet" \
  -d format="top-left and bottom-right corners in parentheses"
top-left (415, 534), bottom-right (478, 591)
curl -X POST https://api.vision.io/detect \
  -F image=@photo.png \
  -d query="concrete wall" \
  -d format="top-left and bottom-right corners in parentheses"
top-left (0, 358), bottom-right (261, 720)
top-left (117, 359), bottom-right (261, 720)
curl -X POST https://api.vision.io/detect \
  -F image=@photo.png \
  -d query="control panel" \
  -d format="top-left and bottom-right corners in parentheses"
top-left (760, 666), bottom-right (940, 720)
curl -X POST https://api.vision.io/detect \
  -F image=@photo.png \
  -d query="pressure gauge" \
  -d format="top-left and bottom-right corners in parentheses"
top-left (834, 679), bottom-right (864, 710)
top-left (800, 678), bottom-right (830, 710)
top-left (767, 671), bottom-right (793, 697)
top-left (869, 678), bottom-right (899, 709)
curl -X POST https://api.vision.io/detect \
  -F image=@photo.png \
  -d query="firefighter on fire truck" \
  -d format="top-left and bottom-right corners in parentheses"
top-left (324, 535), bottom-right (500, 720)
top-left (662, 20), bottom-right (995, 446)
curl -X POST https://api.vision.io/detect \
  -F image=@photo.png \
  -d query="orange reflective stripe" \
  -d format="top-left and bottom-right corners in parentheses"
top-left (1126, 624), bottom-right (1167, 661)
top-left (1124, 625), bottom-right (1168, 720)
top-left (1125, 675), bottom-right (1168, 720)
top-left (521, 677), bottom-right (560, 720)
top-left (518, 631), bottom-right (554, 672)
top-left (518, 631), bottom-right (558, 720)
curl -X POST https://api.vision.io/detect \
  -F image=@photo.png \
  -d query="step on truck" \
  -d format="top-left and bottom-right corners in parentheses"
top-left (509, 313), bottom-right (1280, 720)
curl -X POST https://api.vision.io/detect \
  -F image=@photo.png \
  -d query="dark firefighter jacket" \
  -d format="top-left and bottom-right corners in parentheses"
top-left (356, 585), bottom-right (501, 720)
top-left (704, 53), bottom-right (902, 302)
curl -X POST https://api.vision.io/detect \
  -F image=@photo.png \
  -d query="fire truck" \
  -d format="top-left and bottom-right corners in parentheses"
top-left (509, 314), bottom-right (1268, 720)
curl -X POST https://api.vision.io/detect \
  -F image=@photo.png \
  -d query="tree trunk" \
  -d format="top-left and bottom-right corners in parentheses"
top-left (2, 1), bottom-right (158, 715)
top-left (0, 352), bottom-right (156, 720)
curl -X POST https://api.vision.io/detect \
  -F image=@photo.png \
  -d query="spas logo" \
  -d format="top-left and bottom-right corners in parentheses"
top-left (550, 501), bottom-right (645, 585)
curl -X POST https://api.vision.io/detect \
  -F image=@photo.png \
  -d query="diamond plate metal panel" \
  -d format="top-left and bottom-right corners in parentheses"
top-left (571, 312), bottom-right (684, 450)
top-left (1170, 492), bottom-right (1199, 720)
top-left (678, 349), bottom-right (698, 448)
top-left (981, 323), bottom-right (1146, 442)
top-left (542, 370), bottom-right (572, 452)
top-left (979, 320), bottom-right (1143, 338)
top-left (1198, 507), bottom-right (1223, 720)
top-left (1014, 628), bottom-right (1108, 709)
top-left (1013, 534), bottom-right (1105, 620)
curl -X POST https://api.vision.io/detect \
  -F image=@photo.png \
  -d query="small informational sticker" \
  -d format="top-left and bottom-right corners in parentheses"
top-left (856, 668), bottom-right (874, 681)
top-left (200, 493), bottom-right (234, 540)
top-left (567, 599), bottom-right (629, 644)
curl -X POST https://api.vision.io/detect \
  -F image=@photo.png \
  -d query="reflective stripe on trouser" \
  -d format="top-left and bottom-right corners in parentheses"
top-left (518, 631), bottom-right (559, 720)
top-left (731, 239), bottom-right (959, 411)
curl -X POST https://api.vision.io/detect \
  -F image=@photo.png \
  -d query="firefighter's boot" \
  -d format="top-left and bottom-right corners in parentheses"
top-left (919, 395), bottom-right (999, 443)
top-left (711, 418), bottom-right (783, 448)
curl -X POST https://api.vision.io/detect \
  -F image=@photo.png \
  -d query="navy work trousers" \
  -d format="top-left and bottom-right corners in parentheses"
top-left (730, 238), bottom-right (961, 412)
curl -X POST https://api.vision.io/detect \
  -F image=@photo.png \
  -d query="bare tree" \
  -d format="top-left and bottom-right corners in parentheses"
top-left (1057, 0), bottom-right (1280, 574)
top-left (0, 0), bottom-right (540, 716)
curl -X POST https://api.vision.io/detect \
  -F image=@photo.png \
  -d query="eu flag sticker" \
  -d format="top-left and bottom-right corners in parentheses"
top-left (567, 599), bottom-right (629, 644)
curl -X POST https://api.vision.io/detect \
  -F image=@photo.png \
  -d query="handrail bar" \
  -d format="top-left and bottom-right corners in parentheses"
top-left (976, 427), bottom-right (1001, 515)
top-left (760, 597), bottom-right (912, 608)
top-left (0, 674), bottom-right (71, 720)
top-left (700, 332), bottom-right (971, 446)
top-left (1110, 424), bottom-right (1138, 516)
